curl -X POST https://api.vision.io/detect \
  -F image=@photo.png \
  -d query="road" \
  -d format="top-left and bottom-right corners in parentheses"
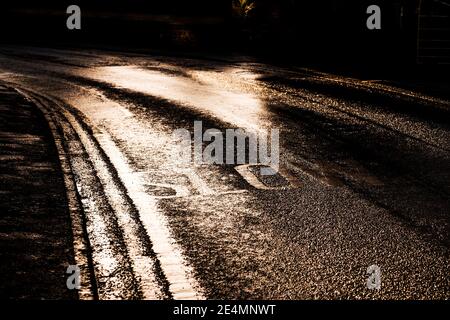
top-left (0, 46), bottom-right (449, 299)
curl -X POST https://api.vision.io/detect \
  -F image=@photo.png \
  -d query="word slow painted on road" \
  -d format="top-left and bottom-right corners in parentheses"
top-left (172, 121), bottom-right (280, 175)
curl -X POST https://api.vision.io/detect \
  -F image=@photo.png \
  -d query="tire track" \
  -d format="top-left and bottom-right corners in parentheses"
top-left (14, 85), bottom-right (203, 299)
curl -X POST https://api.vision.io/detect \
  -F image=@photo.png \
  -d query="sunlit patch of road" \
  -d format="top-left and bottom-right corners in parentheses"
top-left (84, 65), bottom-right (270, 133)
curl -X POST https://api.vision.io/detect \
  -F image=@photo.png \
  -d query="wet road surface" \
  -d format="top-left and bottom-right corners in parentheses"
top-left (0, 46), bottom-right (449, 299)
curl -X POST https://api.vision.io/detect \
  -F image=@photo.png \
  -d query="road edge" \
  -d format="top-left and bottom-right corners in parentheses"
top-left (4, 83), bottom-right (97, 300)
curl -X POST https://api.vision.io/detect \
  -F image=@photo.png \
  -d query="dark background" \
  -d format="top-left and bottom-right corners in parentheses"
top-left (1, 1), bottom-right (449, 76)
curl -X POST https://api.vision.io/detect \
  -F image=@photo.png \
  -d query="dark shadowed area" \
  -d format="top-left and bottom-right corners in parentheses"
top-left (0, 85), bottom-right (77, 299)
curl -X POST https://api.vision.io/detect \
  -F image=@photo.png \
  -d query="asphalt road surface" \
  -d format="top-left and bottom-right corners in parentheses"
top-left (0, 46), bottom-right (449, 299)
